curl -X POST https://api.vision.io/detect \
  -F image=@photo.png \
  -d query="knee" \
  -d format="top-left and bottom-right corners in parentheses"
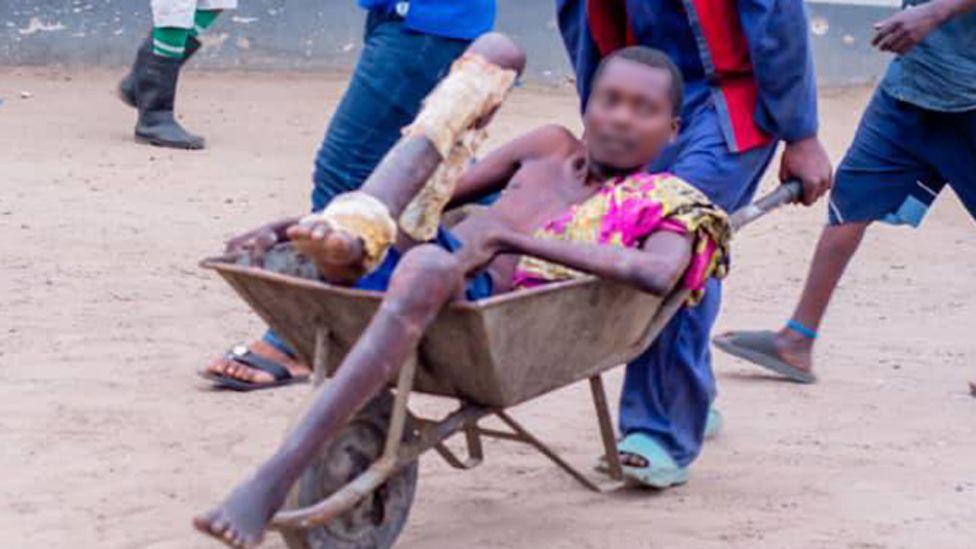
top-left (386, 245), bottom-right (462, 308)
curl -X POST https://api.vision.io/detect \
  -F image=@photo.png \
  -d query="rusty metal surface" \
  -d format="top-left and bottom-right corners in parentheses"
top-left (203, 259), bottom-right (666, 408)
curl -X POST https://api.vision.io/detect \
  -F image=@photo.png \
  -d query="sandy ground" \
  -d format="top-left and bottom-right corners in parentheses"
top-left (1, 67), bottom-right (974, 549)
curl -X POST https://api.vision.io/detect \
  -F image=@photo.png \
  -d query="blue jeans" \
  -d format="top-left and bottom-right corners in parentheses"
top-left (618, 100), bottom-right (778, 468)
top-left (263, 11), bottom-right (471, 356)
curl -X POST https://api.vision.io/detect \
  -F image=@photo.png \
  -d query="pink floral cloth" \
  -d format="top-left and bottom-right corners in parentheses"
top-left (512, 172), bottom-right (731, 304)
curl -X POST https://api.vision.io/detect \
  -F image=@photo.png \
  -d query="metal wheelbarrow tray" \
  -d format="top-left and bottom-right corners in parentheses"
top-left (202, 182), bottom-right (799, 548)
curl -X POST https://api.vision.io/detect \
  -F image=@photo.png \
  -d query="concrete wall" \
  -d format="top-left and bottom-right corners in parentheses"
top-left (1, 0), bottom-right (896, 86)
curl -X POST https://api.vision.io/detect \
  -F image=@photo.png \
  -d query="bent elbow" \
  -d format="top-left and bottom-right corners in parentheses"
top-left (633, 262), bottom-right (683, 297)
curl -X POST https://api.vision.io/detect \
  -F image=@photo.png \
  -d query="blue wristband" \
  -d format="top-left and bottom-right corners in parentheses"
top-left (786, 319), bottom-right (818, 340)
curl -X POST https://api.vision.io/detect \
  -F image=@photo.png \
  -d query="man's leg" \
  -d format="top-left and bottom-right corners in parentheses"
top-left (128, 0), bottom-right (235, 149)
top-left (309, 11), bottom-right (473, 210)
top-left (749, 222), bottom-right (868, 374)
top-left (194, 244), bottom-right (466, 547)
top-left (118, 8), bottom-right (211, 107)
top-left (715, 89), bottom-right (948, 381)
top-left (617, 102), bottom-right (777, 477)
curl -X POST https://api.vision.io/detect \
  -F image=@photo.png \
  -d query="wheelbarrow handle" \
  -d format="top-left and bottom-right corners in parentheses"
top-left (729, 180), bottom-right (803, 232)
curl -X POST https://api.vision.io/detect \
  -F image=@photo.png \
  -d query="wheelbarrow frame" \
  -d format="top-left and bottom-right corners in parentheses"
top-left (203, 181), bottom-right (802, 538)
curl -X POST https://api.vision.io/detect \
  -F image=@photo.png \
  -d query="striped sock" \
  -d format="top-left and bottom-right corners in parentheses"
top-left (190, 9), bottom-right (222, 38)
top-left (152, 27), bottom-right (189, 58)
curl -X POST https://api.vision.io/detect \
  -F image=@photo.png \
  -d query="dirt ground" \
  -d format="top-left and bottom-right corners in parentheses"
top-left (1, 67), bottom-right (974, 549)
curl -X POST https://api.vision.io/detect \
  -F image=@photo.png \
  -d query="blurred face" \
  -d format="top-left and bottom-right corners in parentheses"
top-left (583, 58), bottom-right (680, 171)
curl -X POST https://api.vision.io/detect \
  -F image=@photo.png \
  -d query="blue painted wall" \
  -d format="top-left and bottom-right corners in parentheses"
top-left (1, 0), bottom-right (895, 86)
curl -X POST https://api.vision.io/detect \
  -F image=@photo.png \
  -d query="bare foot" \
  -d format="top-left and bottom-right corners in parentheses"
top-left (202, 340), bottom-right (310, 386)
top-left (286, 221), bottom-right (367, 284)
top-left (193, 477), bottom-right (283, 548)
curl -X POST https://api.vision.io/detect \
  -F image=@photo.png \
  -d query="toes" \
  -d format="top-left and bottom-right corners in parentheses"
top-left (192, 515), bottom-right (212, 534)
top-left (619, 453), bottom-right (648, 468)
top-left (193, 512), bottom-right (228, 537)
top-left (211, 517), bottom-right (230, 536)
top-left (204, 358), bottom-right (230, 377)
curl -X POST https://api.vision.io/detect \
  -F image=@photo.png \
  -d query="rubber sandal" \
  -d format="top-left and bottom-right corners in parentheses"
top-left (713, 330), bottom-right (817, 384)
top-left (703, 407), bottom-right (723, 440)
top-left (617, 433), bottom-right (688, 489)
top-left (201, 344), bottom-right (309, 392)
top-left (594, 407), bottom-right (720, 476)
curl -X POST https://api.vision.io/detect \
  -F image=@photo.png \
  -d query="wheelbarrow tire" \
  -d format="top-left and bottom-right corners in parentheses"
top-left (280, 390), bottom-right (419, 549)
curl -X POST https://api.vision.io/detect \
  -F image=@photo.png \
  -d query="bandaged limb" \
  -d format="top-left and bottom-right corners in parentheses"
top-left (398, 53), bottom-right (516, 240)
top-left (290, 34), bottom-right (524, 283)
top-left (295, 192), bottom-right (397, 273)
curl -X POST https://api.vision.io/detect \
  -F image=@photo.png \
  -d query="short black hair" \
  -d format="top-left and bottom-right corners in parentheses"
top-left (591, 46), bottom-right (684, 117)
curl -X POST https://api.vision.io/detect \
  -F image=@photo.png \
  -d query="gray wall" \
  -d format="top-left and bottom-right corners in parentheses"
top-left (1, 0), bottom-right (895, 86)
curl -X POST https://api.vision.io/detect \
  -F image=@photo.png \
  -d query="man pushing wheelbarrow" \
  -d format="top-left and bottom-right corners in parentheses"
top-left (196, 33), bottom-right (800, 548)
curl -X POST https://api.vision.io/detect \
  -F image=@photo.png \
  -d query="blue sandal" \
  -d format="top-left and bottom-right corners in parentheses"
top-left (595, 407), bottom-right (721, 477)
top-left (618, 433), bottom-right (688, 489)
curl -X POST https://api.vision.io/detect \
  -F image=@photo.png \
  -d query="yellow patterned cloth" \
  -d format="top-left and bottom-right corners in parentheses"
top-left (513, 173), bottom-right (731, 304)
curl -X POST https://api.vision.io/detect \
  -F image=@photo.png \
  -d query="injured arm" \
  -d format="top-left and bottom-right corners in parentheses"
top-left (448, 125), bottom-right (581, 208)
top-left (497, 230), bottom-right (694, 296)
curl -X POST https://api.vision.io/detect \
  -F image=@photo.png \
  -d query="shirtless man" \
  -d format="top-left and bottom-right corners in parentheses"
top-left (194, 39), bottom-right (730, 547)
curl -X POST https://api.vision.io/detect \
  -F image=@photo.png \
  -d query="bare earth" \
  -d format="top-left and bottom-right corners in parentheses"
top-left (1, 67), bottom-right (974, 549)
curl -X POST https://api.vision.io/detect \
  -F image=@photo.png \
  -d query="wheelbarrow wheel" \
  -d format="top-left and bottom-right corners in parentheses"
top-left (280, 390), bottom-right (419, 549)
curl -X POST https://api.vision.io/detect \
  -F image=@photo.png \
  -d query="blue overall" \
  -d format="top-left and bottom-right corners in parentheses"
top-left (559, 0), bottom-right (817, 466)
top-left (262, 3), bottom-right (491, 355)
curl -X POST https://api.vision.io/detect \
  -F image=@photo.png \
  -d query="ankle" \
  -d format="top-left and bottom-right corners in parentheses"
top-left (779, 321), bottom-right (816, 350)
top-left (151, 27), bottom-right (189, 58)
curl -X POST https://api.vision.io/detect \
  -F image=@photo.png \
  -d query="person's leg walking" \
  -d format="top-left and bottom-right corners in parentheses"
top-left (125, 0), bottom-right (237, 149)
top-left (766, 222), bottom-right (869, 370)
top-left (715, 89), bottom-right (950, 381)
top-left (616, 102), bottom-right (777, 480)
top-left (619, 279), bottom-right (722, 472)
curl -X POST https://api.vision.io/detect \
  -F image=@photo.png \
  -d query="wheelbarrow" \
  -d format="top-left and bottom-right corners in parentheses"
top-left (202, 181), bottom-right (802, 548)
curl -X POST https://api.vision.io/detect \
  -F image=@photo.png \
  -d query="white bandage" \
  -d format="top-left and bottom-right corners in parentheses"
top-left (399, 129), bottom-right (487, 241)
top-left (399, 53), bottom-right (516, 241)
top-left (299, 192), bottom-right (397, 272)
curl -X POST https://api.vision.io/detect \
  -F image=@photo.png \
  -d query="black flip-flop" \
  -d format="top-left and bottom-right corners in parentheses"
top-left (201, 345), bottom-right (309, 392)
top-left (713, 330), bottom-right (817, 384)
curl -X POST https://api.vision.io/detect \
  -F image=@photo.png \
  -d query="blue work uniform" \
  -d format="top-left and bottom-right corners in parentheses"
top-left (828, 0), bottom-right (976, 227)
top-left (558, 0), bottom-right (818, 466)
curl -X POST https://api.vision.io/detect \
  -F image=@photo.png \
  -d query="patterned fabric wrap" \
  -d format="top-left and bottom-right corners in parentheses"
top-left (512, 173), bottom-right (731, 305)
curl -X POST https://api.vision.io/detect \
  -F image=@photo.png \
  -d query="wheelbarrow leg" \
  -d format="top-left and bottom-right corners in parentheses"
top-left (493, 410), bottom-right (605, 492)
top-left (589, 375), bottom-right (623, 481)
top-left (311, 325), bottom-right (330, 386)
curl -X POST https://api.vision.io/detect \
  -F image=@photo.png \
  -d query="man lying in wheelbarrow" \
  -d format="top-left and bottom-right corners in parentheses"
top-left (196, 33), bottom-right (732, 548)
